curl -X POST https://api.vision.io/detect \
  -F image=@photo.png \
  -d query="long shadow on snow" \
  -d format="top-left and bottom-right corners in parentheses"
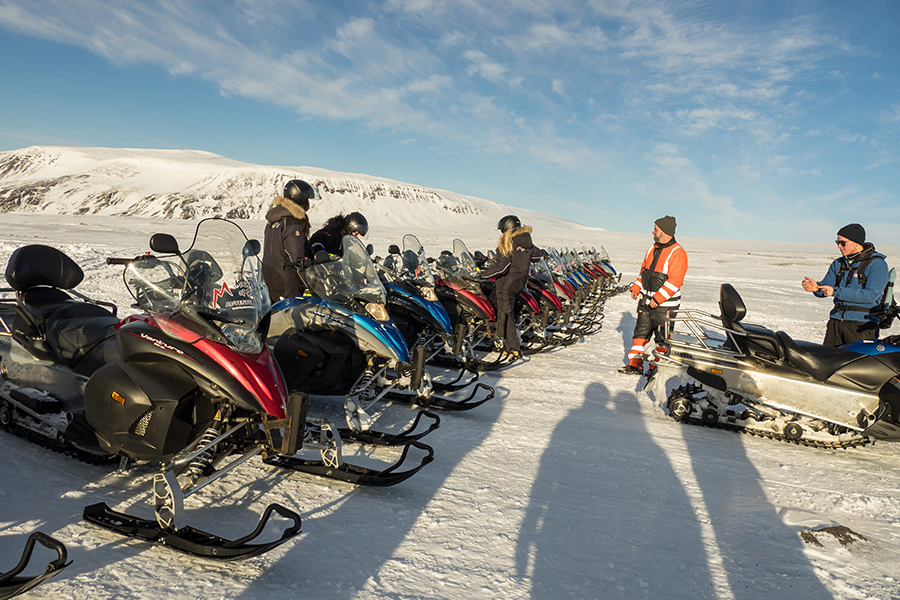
top-left (676, 413), bottom-right (833, 598)
top-left (230, 384), bottom-right (508, 600)
top-left (515, 382), bottom-right (715, 600)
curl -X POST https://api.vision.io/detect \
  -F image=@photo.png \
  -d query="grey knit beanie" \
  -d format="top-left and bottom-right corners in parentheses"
top-left (655, 215), bottom-right (677, 236)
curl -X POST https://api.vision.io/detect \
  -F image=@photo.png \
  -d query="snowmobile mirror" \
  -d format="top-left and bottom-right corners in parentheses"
top-left (242, 239), bottom-right (261, 258)
top-left (366, 243), bottom-right (374, 256)
top-left (149, 233), bottom-right (180, 255)
top-left (313, 249), bottom-right (332, 264)
top-left (388, 244), bottom-right (400, 255)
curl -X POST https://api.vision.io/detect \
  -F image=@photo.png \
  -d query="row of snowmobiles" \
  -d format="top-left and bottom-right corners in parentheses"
top-left (0, 217), bottom-right (622, 591)
top-left (648, 282), bottom-right (900, 449)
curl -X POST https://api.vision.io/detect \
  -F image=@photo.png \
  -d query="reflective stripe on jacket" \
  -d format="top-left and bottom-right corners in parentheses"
top-left (629, 239), bottom-right (688, 308)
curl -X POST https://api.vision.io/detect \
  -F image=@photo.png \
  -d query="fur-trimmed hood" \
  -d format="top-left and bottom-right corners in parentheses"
top-left (498, 225), bottom-right (533, 256)
top-left (266, 195), bottom-right (308, 223)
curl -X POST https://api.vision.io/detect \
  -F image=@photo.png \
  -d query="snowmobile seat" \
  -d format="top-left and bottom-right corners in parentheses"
top-left (5, 244), bottom-right (118, 367)
top-left (718, 283), bottom-right (785, 360)
top-left (776, 331), bottom-right (865, 383)
top-left (44, 303), bottom-right (121, 375)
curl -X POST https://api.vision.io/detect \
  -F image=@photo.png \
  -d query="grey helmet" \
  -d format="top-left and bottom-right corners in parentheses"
top-left (345, 212), bottom-right (369, 237)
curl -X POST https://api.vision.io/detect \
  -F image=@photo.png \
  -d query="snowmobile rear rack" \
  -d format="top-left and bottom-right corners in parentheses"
top-left (0, 532), bottom-right (71, 600)
top-left (263, 440), bottom-right (434, 487)
top-left (82, 501), bottom-right (302, 560)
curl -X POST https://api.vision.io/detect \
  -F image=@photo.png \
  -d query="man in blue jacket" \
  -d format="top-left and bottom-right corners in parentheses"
top-left (801, 223), bottom-right (889, 346)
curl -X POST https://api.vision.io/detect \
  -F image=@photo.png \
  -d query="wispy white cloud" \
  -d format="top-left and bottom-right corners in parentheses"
top-left (1, 0), bottom-right (895, 239)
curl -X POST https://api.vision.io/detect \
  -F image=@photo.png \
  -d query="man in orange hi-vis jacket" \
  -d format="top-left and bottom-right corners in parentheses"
top-left (619, 215), bottom-right (688, 375)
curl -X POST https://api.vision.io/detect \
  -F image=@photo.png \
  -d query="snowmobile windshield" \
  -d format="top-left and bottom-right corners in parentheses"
top-left (598, 246), bottom-right (611, 263)
top-left (399, 234), bottom-right (436, 287)
top-left (546, 249), bottom-right (569, 277)
top-left (433, 238), bottom-right (481, 293)
top-left (124, 218), bottom-right (270, 353)
top-left (305, 234), bottom-right (386, 305)
top-left (529, 259), bottom-right (554, 285)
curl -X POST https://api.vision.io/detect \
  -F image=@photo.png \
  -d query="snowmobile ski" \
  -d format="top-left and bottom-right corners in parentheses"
top-left (337, 409), bottom-right (441, 446)
top-left (263, 440), bottom-right (434, 487)
top-left (82, 501), bottom-right (302, 560)
top-left (385, 382), bottom-right (495, 411)
top-left (0, 532), bottom-right (71, 600)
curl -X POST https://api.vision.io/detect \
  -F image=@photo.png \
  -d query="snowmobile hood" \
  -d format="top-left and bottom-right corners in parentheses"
top-left (385, 282), bottom-right (453, 335)
top-left (272, 296), bottom-right (409, 362)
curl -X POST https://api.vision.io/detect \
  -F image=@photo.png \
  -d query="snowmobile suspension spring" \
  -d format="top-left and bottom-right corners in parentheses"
top-left (186, 426), bottom-right (222, 482)
top-left (350, 368), bottom-right (377, 396)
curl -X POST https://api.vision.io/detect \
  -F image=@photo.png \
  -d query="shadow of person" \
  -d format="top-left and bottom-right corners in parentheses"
top-left (616, 310), bottom-right (637, 360)
top-left (675, 414), bottom-right (834, 599)
top-left (515, 382), bottom-right (716, 599)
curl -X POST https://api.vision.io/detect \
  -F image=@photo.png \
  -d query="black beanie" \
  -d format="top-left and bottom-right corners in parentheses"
top-left (837, 223), bottom-right (865, 245)
top-left (655, 215), bottom-right (677, 236)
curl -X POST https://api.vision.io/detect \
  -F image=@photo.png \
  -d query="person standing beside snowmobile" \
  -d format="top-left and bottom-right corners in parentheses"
top-left (262, 179), bottom-right (317, 300)
top-left (801, 223), bottom-right (889, 346)
top-left (619, 215), bottom-right (687, 375)
top-left (307, 212), bottom-right (369, 260)
top-left (480, 215), bottom-right (543, 360)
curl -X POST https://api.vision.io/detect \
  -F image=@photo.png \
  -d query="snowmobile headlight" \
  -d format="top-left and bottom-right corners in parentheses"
top-left (419, 285), bottom-right (438, 302)
top-left (365, 302), bottom-right (390, 321)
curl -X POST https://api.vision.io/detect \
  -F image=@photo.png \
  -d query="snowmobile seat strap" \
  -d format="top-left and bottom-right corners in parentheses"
top-left (776, 330), bottom-right (855, 382)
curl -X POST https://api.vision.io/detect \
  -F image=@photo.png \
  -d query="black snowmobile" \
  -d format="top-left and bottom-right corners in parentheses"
top-left (0, 532), bottom-right (70, 599)
top-left (652, 283), bottom-right (900, 448)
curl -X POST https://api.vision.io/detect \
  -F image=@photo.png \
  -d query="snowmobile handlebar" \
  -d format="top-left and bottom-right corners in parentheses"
top-left (106, 254), bottom-right (156, 266)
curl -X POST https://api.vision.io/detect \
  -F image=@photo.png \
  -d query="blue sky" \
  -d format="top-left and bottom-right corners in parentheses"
top-left (1, 1), bottom-right (898, 242)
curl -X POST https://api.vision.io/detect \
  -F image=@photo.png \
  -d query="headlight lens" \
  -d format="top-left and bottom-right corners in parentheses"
top-left (365, 302), bottom-right (390, 321)
top-left (419, 285), bottom-right (438, 302)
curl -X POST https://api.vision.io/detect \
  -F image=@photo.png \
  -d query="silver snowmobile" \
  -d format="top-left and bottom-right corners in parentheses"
top-left (651, 283), bottom-right (900, 449)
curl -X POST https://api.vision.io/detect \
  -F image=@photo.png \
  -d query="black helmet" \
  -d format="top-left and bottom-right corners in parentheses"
top-left (283, 179), bottom-right (318, 210)
top-left (498, 214), bottom-right (521, 233)
top-left (345, 212), bottom-right (369, 237)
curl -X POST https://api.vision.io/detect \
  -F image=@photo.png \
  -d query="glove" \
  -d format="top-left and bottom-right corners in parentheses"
top-left (286, 258), bottom-right (312, 269)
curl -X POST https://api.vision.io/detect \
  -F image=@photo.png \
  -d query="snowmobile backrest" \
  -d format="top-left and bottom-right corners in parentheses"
top-left (719, 283), bottom-right (746, 324)
top-left (4, 245), bottom-right (84, 291)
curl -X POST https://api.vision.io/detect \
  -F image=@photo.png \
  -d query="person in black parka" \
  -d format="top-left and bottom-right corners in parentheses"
top-left (480, 215), bottom-right (543, 358)
top-left (262, 179), bottom-right (316, 300)
top-left (307, 211), bottom-right (369, 259)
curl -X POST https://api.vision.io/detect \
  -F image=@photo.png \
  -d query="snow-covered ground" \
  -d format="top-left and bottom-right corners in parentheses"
top-left (2, 214), bottom-right (899, 600)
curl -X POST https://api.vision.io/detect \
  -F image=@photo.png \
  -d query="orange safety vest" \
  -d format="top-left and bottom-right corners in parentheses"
top-left (629, 240), bottom-right (688, 308)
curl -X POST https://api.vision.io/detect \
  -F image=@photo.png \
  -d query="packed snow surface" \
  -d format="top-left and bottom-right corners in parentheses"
top-left (1, 213), bottom-right (899, 600)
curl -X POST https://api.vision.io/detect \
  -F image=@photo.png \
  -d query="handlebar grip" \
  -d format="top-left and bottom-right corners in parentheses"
top-left (106, 257), bottom-right (133, 265)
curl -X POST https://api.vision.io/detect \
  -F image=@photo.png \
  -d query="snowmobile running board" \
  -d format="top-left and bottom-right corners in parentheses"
top-left (385, 382), bottom-right (495, 411)
top-left (263, 440), bottom-right (434, 487)
top-left (338, 410), bottom-right (441, 446)
top-left (0, 532), bottom-right (71, 600)
top-left (82, 502), bottom-right (302, 561)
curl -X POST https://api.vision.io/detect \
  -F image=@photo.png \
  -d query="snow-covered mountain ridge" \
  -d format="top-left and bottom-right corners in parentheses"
top-left (0, 146), bottom-right (596, 233)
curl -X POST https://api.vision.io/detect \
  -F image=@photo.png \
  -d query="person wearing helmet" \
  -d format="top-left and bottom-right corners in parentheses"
top-left (480, 214), bottom-right (543, 360)
top-left (262, 179), bottom-right (317, 300)
top-left (307, 212), bottom-right (369, 259)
